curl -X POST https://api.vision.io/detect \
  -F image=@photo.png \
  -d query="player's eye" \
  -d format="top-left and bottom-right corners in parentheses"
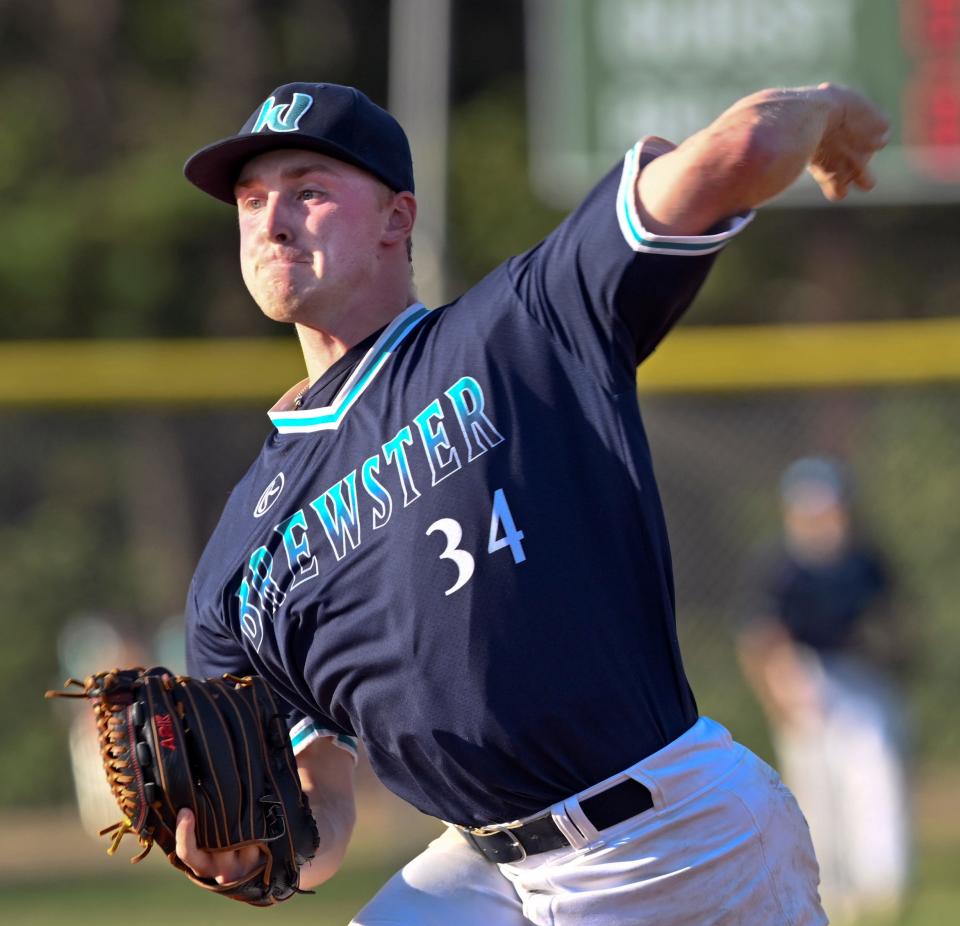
top-left (239, 195), bottom-right (264, 211)
top-left (298, 189), bottom-right (325, 202)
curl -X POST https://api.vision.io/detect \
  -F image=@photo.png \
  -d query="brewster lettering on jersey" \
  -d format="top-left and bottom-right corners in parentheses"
top-left (237, 374), bottom-right (505, 652)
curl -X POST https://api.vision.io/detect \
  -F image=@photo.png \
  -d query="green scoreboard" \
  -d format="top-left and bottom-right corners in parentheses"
top-left (527, 0), bottom-right (960, 206)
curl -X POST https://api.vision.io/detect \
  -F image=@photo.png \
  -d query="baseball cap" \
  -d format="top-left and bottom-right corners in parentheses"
top-left (184, 82), bottom-right (414, 204)
top-left (779, 457), bottom-right (850, 511)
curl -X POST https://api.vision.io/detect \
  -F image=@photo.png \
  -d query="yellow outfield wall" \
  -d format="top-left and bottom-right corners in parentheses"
top-left (0, 318), bottom-right (957, 406)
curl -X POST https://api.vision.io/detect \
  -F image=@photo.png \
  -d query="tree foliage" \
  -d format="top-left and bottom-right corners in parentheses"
top-left (1, 0), bottom-right (957, 809)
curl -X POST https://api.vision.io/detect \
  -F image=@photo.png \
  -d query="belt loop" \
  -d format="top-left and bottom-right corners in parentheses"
top-left (554, 797), bottom-right (595, 849)
top-left (626, 769), bottom-right (662, 810)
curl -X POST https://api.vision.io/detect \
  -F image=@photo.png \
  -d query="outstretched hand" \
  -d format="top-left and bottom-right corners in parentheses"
top-left (807, 83), bottom-right (890, 201)
top-left (175, 809), bottom-right (264, 884)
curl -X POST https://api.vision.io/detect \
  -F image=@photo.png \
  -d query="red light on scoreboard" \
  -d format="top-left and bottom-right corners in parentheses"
top-left (901, 0), bottom-right (960, 179)
top-left (901, 0), bottom-right (960, 55)
top-left (904, 62), bottom-right (960, 178)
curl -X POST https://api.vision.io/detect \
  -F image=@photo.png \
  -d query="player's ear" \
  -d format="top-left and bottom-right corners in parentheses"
top-left (382, 192), bottom-right (416, 247)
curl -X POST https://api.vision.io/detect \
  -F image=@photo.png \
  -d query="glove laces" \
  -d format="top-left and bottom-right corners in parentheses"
top-left (46, 670), bottom-right (159, 862)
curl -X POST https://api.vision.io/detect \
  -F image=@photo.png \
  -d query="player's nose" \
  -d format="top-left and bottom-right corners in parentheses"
top-left (262, 193), bottom-right (294, 244)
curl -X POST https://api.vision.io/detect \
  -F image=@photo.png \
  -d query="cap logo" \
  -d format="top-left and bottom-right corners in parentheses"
top-left (251, 92), bottom-right (313, 134)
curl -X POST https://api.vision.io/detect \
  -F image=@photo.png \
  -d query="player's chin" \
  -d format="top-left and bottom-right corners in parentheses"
top-left (253, 290), bottom-right (309, 325)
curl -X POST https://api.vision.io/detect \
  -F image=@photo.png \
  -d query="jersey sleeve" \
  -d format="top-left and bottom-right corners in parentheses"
top-left (288, 715), bottom-right (359, 762)
top-left (184, 581), bottom-right (358, 762)
top-left (507, 136), bottom-right (753, 393)
top-left (185, 582), bottom-right (254, 680)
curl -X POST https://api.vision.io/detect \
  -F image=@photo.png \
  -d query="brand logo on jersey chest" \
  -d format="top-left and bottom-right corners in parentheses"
top-left (254, 473), bottom-right (285, 518)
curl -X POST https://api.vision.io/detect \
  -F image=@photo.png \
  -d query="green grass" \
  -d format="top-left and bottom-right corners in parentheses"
top-left (0, 861), bottom-right (392, 926)
top-left (3, 839), bottom-right (958, 925)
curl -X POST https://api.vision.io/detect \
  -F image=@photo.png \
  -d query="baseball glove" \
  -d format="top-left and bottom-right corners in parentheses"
top-left (46, 667), bottom-right (319, 905)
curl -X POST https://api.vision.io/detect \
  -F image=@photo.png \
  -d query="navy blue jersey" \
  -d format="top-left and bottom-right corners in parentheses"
top-left (186, 140), bottom-right (752, 826)
top-left (763, 545), bottom-right (890, 653)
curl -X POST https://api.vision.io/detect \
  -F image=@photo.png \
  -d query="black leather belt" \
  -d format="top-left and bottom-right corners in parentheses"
top-left (458, 778), bottom-right (654, 863)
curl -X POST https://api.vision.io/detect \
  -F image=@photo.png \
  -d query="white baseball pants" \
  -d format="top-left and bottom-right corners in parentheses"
top-left (351, 717), bottom-right (826, 926)
top-left (773, 653), bottom-right (910, 923)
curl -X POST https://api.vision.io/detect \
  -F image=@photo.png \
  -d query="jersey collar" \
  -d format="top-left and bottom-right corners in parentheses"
top-left (268, 301), bottom-right (430, 434)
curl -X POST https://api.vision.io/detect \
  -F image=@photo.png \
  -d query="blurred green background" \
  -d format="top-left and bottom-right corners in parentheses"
top-left (2, 1), bottom-right (958, 923)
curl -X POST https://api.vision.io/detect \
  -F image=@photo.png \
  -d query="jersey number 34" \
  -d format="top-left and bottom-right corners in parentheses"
top-left (426, 488), bottom-right (526, 596)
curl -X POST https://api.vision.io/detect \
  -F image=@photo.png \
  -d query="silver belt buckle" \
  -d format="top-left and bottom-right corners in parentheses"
top-left (494, 827), bottom-right (527, 862)
top-left (460, 819), bottom-right (528, 863)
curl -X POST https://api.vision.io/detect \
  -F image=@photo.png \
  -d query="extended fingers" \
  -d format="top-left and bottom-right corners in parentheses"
top-left (812, 84), bottom-right (889, 201)
top-left (853, 165), bottom-right (877, 191)
top-left (234, 844), bottom-right (265, 880)
top-left (176, 809), bottom-right (213, 876)
top-left (808, 160), bottom-right (852, 200)
top-left (810, 133), bottom-right (883, 200)
top-left (175, 809), bottom-right (264, 885)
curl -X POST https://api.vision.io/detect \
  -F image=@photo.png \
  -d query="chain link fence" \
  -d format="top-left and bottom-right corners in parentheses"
top-left (3, 383), bottom-right (958, 807)
top-left (645, 385), bottom-right (959, 763)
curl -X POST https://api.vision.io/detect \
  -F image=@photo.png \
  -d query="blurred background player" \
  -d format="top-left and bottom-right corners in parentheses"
top-left (738, 457), bottom-right (912, 924)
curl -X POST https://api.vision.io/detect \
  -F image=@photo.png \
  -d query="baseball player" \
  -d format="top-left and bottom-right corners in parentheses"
top-left (738, 458), bottom-right (911, 923)
top-left (176, 81), bottom-right (888, 924)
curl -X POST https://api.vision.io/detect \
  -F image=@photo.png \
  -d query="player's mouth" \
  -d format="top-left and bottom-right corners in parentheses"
top-left (260, 254), bottom-right (313, 274)
top-left (265, 254), bottom-right (311, 265)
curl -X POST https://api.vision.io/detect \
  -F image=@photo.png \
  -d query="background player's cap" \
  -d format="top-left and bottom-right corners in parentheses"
top-left (183, 82), bottom-right (414, 204)
top-left (779, 456), bottom-right (849, 511)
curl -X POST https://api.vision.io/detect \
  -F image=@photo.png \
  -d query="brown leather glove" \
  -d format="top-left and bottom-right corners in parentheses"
top-left (47, 667), bottom-right (319, 905)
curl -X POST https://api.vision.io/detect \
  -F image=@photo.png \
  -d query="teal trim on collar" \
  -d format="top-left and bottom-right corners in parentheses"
top-left (269, 304), bottom-right (430, 434)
